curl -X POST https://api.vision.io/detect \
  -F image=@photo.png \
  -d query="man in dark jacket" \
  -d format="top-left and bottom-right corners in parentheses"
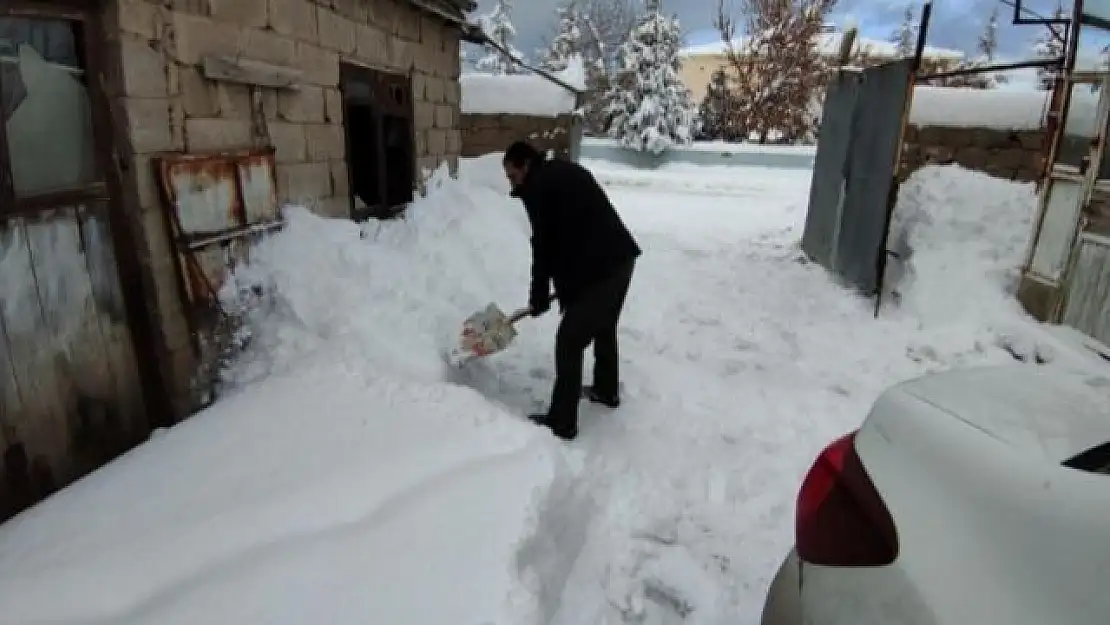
top-left (503, 141), bottom-right (642, 441)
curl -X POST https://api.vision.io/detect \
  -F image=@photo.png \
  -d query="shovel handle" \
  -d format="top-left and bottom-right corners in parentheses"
top-left (510, 293), bottom-right (557, 324)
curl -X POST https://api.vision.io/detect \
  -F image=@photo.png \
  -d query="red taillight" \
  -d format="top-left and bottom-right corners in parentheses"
top-left (796, 430), bottom-right (898, 567)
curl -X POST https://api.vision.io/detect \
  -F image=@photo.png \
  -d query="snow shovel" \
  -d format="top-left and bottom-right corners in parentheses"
top-left (446, 297), bottom-right (553, 367)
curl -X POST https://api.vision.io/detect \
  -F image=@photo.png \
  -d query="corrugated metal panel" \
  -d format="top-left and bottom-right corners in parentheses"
top-left (1062, 233), bottom-right (1110, 345)
top-left (801, 59), bottom-right (913, 295)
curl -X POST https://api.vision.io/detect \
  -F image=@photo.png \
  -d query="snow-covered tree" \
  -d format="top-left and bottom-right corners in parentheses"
top-left (697, 68), bottom-right (741, 141)
top-left (602, 0), bottom-right (695, 154)
top-left (475, 0), bottom-right (525, 75)
top-left (890, 4), bottom-right (916, 58)
top-left (541, 3), bottom-right (584, 72)
top-left (716, 0), bottom-right (835, 144)
top-left (1033, 3), bottom-right (1066, 91)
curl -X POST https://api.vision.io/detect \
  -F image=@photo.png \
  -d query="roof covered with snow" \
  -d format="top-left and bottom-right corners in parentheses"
top-left (461, 56), bottom-right (585, 117)
top-left (680, 31), bottom-right (964, 61)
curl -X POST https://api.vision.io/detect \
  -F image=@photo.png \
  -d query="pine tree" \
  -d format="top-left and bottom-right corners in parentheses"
top-left (890, 4), bottom-right (915, 58)
top-left (1033, 3), bottom-right (1065, 91)
top-left (698, 68), bottom-right (740, 141)
top-left (541, 3), bottom-right (584, 72)
top-left (602, 0), bottom-right (696, 154)
top-left (475, 0), bottom-right (525, 75)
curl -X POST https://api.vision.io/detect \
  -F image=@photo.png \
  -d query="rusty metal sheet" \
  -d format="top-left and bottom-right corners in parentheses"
top-left (237, 152), bottom-right (279, 224)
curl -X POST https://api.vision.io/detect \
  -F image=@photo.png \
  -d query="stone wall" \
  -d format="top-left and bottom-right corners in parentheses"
top-left (461, 114), bottom-right (579, 160)
top-left (900, 125), bottom-right (1047, 183)
top-left (102, 0), bottom-right (463, 419)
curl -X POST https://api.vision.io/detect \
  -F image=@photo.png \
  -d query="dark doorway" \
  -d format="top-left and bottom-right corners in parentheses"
top-left (340, 63), bottom-right (415, 221)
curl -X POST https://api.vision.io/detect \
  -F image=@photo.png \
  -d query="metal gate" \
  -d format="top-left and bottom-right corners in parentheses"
top-left (0, 4), bottom-right (148, 519)
top-left (801, 59), bottom-right (914, 295)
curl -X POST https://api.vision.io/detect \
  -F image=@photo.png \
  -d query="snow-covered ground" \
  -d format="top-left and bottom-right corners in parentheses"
top-left (0, 157), bottom-right (1105, 625)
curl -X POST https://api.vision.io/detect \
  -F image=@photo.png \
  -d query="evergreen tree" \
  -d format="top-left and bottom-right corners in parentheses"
top-left (602, 0), bottom-right (695, 154)
top-left (541, 3), bottom-right (584, 72)
top-left (697, 68), bottom-right (740, 141)
top-left (1033, 2), bottom-right (1065, 91)
top-left (890, 4), bottom-right (915, 58)
top-left (475, 0), bottom-right (525, 75)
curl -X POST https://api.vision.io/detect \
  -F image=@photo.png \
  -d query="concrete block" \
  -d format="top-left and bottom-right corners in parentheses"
top-left (209, 0), bottom-right (269, 28)
top-left (324, 88), bottom-right (344, 124)
top-left (238, 28), bottom-right (298, 67)
top-left (424, 75), bottom-right (445, 103)
top-left (169, 12), bottom-right (240, 65)
top-left (434, 104), bottom-right (454, 129)
top-left (446, 129), bottom-right (461, 155)
top-left (116, 0), bottom-right (160, 39)
top-left (426, 129), bottom-right (447, 156)
top-left (119, 37), bottom-right (167, 98)
top-left (414, 101), bottom-right (434, 130)
top-left (125, 98), bottom-right (178, 153)
top-left (277, 161), bottom-right (333, 203)
top-left (269, 0), bottom-right (319, 42)
top-left (268, 123), bottom-right (308, 163)
top-left (305, 124), bottom-right (347, 161)
top-left (216, 83), bottom-right (254, 119)
top-left (294, 42), bottom-right (340, 86)
top-left (355, 24), bottom-right (389, 65)
top-left (330, 159), bottom-right (350, 197)
top-left (317, 7), bottom-right (358, 54)
top-left (179, 66), bottom-right (220, 118)
top-left (332, 0), bottom-right (369, 23)
top-left (278, 85), bottom-right (326, 123)
top-left (184, 118), bottom-right (253, 151)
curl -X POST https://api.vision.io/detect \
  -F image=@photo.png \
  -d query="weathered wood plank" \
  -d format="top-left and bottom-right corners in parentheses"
top-left (201, 55), bottom-right (302, 90)
top-left (25, 208), bottom-right (125, 474)
top-left (78, 204), bottom-right (146, 443)
top-left (0, 216), bottom-right (66, 496)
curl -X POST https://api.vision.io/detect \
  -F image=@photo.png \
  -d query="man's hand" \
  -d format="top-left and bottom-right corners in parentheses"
top-left (528, 295), bottom-right (551, 317)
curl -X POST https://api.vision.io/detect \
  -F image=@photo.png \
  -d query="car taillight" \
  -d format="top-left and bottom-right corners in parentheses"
top-left (796, 430), bottom-right (898, 567)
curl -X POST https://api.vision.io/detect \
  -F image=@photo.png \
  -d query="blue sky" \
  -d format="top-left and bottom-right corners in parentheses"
top-left (473, 0), bottom-right (1100, 60)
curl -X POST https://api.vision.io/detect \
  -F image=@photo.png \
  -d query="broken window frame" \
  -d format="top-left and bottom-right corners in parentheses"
top-left (339, 62), bottom-right (416, 221)
top-left (0, 2), bottom-right (111, 218)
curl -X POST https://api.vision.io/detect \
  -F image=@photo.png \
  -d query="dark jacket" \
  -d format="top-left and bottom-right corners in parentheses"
top-left (511, 158), bottom-right (642, 312)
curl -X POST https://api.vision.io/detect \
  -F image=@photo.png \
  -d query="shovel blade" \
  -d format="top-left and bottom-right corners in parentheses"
top-left (450, 302), bottom-right (519, 365)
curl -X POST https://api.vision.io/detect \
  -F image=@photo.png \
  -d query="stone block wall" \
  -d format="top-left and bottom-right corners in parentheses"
top-left (101, 0), bottom-right (462, 419)
top-left (900, 125), bottom-right (1047, 183)
top-left (461, 113), bottom-right (579, 160)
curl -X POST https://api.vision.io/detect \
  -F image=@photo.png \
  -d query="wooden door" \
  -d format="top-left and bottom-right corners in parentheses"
top-left (0, 4), bottom-right (147, 519)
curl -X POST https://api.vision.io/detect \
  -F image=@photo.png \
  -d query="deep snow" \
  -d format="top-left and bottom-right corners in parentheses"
top-left (0, 156), bottom-right (1105, 625)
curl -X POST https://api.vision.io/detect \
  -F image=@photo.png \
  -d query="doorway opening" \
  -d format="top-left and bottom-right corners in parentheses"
top-left (339, 63), bottom-right (415, 220)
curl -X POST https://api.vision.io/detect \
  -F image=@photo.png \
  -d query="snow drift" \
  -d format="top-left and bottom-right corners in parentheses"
top-left (0, 155), bottom-right (1105, 625)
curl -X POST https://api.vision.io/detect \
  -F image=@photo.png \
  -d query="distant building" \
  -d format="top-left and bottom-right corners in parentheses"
top-left (677, 25), bottom-right (965, 101)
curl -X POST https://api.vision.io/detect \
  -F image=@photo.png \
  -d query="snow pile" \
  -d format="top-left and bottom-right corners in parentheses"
top-left (883, 164), bottom-right (1093, 368)
top-left (461, 59), bottom-right (583, 116)
top-left (0, 157), bottom-right (571, 625)
top-left (909, 86), bottom-right (1099, 132)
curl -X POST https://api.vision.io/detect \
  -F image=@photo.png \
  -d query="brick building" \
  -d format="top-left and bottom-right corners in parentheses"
top-left (0, 0), bottom-right (477, 519)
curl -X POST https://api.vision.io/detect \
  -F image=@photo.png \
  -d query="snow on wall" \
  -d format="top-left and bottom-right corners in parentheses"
top-left (461, 57), bottom-right (584, 117)
top-left (909, 86), bottom-right (1100, 133)
top-left (681, 32), bottom-right (964, 60)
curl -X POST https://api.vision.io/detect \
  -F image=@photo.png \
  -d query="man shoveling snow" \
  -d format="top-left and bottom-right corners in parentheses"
top-left (502, 141), bottom-right (642, 441)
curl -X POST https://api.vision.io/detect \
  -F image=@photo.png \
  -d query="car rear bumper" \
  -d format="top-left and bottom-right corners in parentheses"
top-left (761, 548), bottom-right (803, 625)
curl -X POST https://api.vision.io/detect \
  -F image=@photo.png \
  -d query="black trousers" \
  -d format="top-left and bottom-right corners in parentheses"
top-left (547, 260), bottom-right (636, 430)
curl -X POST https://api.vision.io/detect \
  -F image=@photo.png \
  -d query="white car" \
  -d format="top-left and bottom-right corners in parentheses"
top-left (761, 363), bottom-right (1110, 625)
